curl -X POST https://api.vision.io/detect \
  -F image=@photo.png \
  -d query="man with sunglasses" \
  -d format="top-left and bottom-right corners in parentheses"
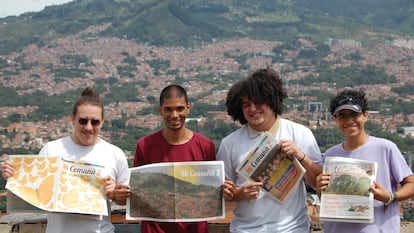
top-left (316, 89), bottom-right (414, 233)
top-left (2, 87), bottom-right (130, 233)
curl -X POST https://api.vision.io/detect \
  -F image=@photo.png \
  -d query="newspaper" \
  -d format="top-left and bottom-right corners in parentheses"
top-left (126, 161), bottom-right (225, 222)
top-left (7, 191), bottom-right (45, 213)
top-left (236, 132), bottom-right (306, 203)
top-left (319, 156), bottom-right (377, 223)
top-left (6, 155), bottom-right (108, 216)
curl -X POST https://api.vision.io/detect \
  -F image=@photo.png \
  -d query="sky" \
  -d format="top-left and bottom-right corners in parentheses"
top-left (0, 0), bottom-right (74, 18)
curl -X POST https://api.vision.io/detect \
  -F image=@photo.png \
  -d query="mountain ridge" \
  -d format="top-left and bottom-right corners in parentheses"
top-left (1, 0), bottom-right (413, 55)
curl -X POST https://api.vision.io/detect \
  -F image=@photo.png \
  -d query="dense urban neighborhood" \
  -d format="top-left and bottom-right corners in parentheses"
top-left (1, 1), bottom-right (414, 231)
top-left (1, 30), bottom-right (414, 150)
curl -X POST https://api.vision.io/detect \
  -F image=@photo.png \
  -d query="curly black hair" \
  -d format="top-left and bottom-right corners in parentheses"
top-left (226, 68), bottom-right (287, 125)
top-left (226, 78), bottom-right (246, 124)
top-left (329, 89), bottom-right (369, 116)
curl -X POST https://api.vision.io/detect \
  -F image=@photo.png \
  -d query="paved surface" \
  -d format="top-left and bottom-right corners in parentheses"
top-left (1, 204), bottom-right (414, 233)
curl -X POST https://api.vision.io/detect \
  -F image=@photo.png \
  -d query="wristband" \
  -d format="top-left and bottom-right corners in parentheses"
top-left (393, 192), bottom-right (398, 203)
top-left (299, 153), bottom-right (306, 163)
top-left (384, 192), bottom-right (394, 206)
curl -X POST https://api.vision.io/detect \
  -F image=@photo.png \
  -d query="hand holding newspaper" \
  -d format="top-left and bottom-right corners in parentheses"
top-left (236, 132), bottom-right (306, 203)
top-left (319, 156), bottom-right (377, 223)
top-left (126, 161), bottom-right (225, 222)
top-left (6, 155), bottom-right (108, 216)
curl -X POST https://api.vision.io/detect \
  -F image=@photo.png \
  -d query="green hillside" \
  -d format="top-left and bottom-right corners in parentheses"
top-left (0, 0), bottom-right (413, 55)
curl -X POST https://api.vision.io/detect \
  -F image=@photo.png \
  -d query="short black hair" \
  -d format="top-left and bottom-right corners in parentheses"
top-left (159, 84), bottom-right (189, 106)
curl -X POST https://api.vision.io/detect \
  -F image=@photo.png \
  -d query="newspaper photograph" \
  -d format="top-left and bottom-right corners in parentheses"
top-left (319, 156), bottom-right (377, 223)
top-left (6, 155), bottom-right (108, 216)
top-left (126, 161), bottom-right (225, 222)
top-left (236, 132), bottom-right (306, 203)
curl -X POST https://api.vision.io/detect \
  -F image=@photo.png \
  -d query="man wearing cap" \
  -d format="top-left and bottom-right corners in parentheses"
top-left (316, 89), bottom-right (414, 233)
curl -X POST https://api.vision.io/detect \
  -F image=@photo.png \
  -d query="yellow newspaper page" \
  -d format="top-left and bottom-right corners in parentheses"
top-left (6, 155), bottom-right (108, 215)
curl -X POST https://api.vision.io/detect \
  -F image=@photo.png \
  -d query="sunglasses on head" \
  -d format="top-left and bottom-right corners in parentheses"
top-left (338, 96), bottom-right (355, 106)
top-left (78, 118), bottom-right (101, 126)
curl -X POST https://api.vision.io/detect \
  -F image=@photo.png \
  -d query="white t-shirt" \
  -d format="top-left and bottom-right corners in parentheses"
top-left (39, 136), bottom-right (130, 233)
top-left (218, 118), bottom-right (322, 233)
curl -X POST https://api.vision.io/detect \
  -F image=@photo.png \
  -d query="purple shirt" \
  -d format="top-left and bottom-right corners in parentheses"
top-left (322, 136), bottom-right (413, 233)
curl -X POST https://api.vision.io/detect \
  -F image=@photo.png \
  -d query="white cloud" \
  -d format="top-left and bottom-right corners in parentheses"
top-left (0, 0), bottom-right (74, 18)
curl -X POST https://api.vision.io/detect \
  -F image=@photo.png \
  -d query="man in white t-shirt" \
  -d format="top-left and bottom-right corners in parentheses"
top-left (2, 87), bottom-right (130, 233)
top-left (219, 67), bottom-right (323, 233)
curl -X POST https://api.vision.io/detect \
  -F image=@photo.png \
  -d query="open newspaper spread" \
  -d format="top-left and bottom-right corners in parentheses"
top-left (127, 161), bottom-right (225, 222)
top-left (7, 191), bottom-right (45, 213)
top-left (6, 155), bottom-right (108, 216)
top-left (319, 156), bottom-right (377, 223)
top-left (236, 132), bottom-right (306, 203)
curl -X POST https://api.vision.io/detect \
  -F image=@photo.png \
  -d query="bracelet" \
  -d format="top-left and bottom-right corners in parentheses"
top-left (299, 153), bottom-right (306, 163)
top-left (385, 192), bottom-right (394, 206)
top-left (393, 192), bottom-right (398, 203)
